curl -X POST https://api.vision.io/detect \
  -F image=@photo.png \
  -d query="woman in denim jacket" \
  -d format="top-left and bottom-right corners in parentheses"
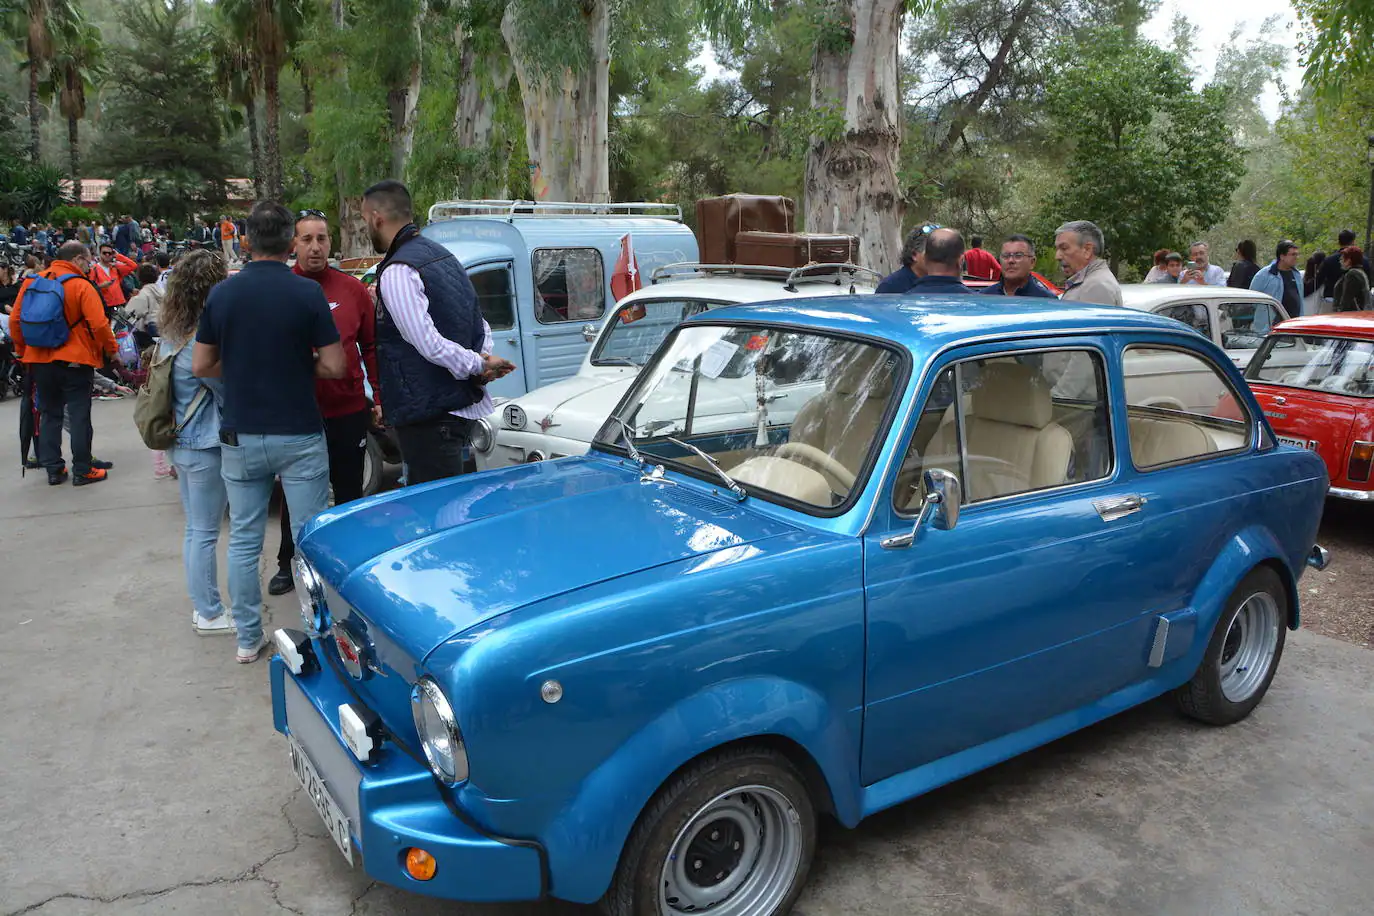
top-left (157, 251), bottom-right (231, 635)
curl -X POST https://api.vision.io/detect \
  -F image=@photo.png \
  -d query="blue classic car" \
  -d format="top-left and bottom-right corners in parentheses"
top-left (270, 297), bottom-right (1329, 914)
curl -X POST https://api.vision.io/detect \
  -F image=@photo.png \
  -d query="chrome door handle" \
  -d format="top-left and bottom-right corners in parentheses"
top-left (506, 337), bottom-right (517, 345)
top-left (1094, 494), bottom-right (1145, 522)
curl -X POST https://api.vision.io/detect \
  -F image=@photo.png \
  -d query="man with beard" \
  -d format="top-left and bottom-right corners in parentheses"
top-left (363, 179), bottom-right (515, 483)
top-left (267, 209), bottom-right (381, 597)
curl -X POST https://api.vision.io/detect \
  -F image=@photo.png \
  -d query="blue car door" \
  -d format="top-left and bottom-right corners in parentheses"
top-left (468, 261), bottom-right (528, 400)
top-left (860, 340), bottom-right (1156, 786)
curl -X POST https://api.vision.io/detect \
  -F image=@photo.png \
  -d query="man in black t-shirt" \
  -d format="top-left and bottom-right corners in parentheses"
top-left (194, 201), bottom-right (346, 664)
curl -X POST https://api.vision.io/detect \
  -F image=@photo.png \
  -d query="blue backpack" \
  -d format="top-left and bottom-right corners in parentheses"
top-left (19, 273), bottom-right (82, 349)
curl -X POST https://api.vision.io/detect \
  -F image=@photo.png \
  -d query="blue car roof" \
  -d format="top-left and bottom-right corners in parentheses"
top-left (685, 295), bottom-right (1193, 353)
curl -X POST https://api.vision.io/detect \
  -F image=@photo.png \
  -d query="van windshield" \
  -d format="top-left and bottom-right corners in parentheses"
top-left (591, 299), bottom-right (717, 367)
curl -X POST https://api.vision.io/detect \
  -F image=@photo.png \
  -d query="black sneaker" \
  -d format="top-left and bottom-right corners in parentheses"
top-left (72, 468), bottom-right (108, 487)
top-left (24, 458), bottom-right (41, 470)
top-left (90, 458), bottom-right (114, 470)
top-left (268, 568), bottom-right (295, 596)
top-left (47, 468), bottom-right (69, 486)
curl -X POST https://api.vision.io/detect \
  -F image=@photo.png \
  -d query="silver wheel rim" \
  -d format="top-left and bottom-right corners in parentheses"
top-left (659, 785), bottom-right (803, 915)
top-left (361, 445), bottom-right (376, 494)
top-left (1218, 591), bottom-right (1280, 703)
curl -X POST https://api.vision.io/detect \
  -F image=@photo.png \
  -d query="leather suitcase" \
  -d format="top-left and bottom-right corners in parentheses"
top-left (733, 231), bottom-right (860, 268)
top-left (695, 195), bottom-right (797, 264)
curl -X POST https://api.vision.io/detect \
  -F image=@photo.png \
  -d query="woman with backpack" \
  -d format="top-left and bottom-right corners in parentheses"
top-left (155, 250), bottom-right (233, 635)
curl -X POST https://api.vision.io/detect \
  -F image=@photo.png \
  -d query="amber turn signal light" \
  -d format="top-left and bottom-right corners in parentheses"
top-left (1349, 441), bottom-right (1373, 483)
top-left (404, 847), bottom-right (437, 881)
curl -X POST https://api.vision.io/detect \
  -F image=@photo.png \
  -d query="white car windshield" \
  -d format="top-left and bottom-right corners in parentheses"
top-left (595, 324), bottom-right (902, 510)
top-left (1246, 335), bottom-right (1374, 398)
top-left (592, 299), bottom-right (714, 367)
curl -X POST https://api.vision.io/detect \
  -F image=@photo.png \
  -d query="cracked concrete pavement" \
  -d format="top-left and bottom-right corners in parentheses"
top-left (2, 398), bottom-right (1372, 915)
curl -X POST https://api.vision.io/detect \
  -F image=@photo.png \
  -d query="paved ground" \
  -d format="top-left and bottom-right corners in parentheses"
top-left (2, 397), bottom-right (1372, 916)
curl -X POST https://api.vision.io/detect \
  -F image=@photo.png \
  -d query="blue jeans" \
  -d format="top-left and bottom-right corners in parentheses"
top-left (169, 446), bottom-right (228, 621)
top-left (220, 433), bottom-right (330, 650)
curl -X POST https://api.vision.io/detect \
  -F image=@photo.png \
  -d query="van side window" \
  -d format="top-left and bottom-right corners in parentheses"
top-left (469, 267), bottom-right (515, 331)
top-left (532, 248), bottom-right (605, 324)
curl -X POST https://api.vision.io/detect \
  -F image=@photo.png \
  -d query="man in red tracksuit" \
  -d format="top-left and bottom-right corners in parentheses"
top-left (269, 209), bottom-right (381, 596)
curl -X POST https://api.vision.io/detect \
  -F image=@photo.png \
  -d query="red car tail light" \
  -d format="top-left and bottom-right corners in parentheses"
top-left (1349, 441), bottom-right (1374, 482)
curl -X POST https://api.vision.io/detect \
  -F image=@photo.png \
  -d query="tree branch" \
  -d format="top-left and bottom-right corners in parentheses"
top-left (935, 0), bottom-right (1035, 157)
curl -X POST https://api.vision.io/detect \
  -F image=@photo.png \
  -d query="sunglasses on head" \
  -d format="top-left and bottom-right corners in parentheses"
top-left (920, 223), bottom-right (942, 235)
top-left (297, 209), bottom-right (327, 221)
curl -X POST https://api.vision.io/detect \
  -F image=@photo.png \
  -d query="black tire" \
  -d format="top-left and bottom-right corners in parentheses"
top-left (602, 747), bottom-right (817, 916)
top-left (1172, 566), bottom-right (1288, 725)
top-left (361, 433), bottom-right (384, 497)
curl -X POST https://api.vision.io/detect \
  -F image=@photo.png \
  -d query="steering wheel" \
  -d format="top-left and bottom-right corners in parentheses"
top-left (774, 442), bottom-right (856, 492)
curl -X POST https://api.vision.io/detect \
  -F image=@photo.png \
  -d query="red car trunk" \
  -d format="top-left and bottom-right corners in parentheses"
top-left (1249, 383), bottom-right (1360, 485)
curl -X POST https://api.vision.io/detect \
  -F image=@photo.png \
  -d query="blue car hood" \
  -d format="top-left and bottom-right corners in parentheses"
top-left (300, 457), bottom-right (798, 661)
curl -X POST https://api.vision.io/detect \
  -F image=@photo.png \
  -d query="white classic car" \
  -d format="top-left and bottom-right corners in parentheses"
top-left (1118, 284), bottom-right (1289, 370)
top-left (472, 265), bottom-right (877, 469)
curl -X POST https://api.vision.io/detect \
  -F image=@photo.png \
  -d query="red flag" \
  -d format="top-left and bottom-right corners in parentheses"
top-left (610, 233), bottom-right (642, 302)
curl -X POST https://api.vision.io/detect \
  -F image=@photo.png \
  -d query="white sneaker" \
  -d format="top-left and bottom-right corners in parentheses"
top-left (193, 612), bottom-right (236, 636)
top-left (236, 634), bottom-right (267, 664)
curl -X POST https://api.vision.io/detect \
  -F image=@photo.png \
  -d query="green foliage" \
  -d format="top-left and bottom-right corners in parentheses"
top-left (92, 0), bottom-right (236, 211)
top-left (1298, 0), bottom-right (1374, 100)
top-left (0, 160), bottom-right (72, 222)
top-left (48, 203), bottom-right (96, 224)
top-left (1040, 28), bottom-right (1243, 267)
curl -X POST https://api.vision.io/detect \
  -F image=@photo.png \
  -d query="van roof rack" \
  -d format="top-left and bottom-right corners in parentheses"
top-left (427, 199), bottom-right (683, 223)
top-left (650, 262), bottom-right (881, 291)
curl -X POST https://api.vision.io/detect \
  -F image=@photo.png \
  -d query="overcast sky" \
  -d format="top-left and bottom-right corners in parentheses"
top-left (1141, 0), bottom-right (1303, 119)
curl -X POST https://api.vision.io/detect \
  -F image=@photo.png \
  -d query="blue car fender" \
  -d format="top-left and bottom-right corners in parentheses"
top-left (1175, 525), bottom-right (1298, 669)
top-left (535, 674), bottom-right (860, 904)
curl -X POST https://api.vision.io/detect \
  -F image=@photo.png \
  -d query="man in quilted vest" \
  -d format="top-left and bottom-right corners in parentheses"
top-left (364, 179), bottom-right (515, 483)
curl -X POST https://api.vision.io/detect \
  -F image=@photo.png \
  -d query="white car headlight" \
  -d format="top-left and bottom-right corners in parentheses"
top-left (502, 404), bottom-right (527, 430)
top-left (471, 417), bottom-right (494, 454)
top-left (292, 556), bottom-right (328, 636)
top-left (411, 676), bottom-right (468, 784)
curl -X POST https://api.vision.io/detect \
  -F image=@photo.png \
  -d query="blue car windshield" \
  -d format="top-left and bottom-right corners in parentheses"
top-left (596, 324), bottom-right (902, 510)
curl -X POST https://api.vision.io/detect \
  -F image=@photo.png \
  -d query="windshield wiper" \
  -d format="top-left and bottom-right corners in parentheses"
top-left (607, 414), bottom-right (646, 466)
top-left (665, 436), bottom-right (747, 502)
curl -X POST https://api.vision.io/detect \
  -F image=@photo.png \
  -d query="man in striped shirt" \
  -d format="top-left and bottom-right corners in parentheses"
top-left (364, 180), bottom-right (515, 483)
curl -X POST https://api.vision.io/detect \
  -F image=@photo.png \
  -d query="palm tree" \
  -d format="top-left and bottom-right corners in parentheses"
top-left (10, 0), bottom-right (78, 162)
top-left (218, 0), bottom-right (307, 201)
top-left (210, 19), bottom-right (265, 200)
top-left (44, 12), bottom-right (104, 203)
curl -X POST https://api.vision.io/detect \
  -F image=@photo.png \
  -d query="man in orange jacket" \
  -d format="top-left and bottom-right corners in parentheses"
top-left (10, 241), bottom-right (119, 485)
top-left (91, 242), bottom-right (138, 310)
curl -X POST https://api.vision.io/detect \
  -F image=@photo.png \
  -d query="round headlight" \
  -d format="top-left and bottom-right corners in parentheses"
top-left (411, 677), bottom-right (468, 784)
top-left (292, 556), bottom-right (328, 635)
top-left (502, 404), bottom-right (527, 430)
top-left (525, 450), bottom-right (546, 463)
top-left (471, 417), bottom-right (494, 454)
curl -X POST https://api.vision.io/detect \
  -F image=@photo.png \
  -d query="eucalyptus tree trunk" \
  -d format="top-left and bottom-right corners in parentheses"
top-left (386, 11), bottom-right (424, 179)
top-left (501, 1), bottom-right (610, 202)
top-left (246, 92), bottom-right (265, 200)
top-left (67, 114), bottom-right (81, 203)
top-left (264, 64), bottom-right (283, 201)
top-left (804, 0), bottom-right (906, 272)
top-left (454, 25), bottom-right (513, 197)
top-left (337, 194), bottom-right (372, 257)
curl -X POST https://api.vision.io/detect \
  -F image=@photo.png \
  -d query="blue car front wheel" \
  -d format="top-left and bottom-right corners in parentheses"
top-left (604, 747), bottom-right (817, 916)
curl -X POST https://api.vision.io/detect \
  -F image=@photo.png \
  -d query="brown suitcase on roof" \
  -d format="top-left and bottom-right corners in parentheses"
top-left (733, 231), bottom-right (860, 269)
top-left (695, 194), bottom-right (797, 264)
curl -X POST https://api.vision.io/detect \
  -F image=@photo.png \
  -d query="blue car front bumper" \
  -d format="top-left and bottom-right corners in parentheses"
top-left (268, 651), bottom-right (545, 902)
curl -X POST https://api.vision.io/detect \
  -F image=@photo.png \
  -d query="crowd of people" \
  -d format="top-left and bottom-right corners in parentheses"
top-left (9, 214), bottom-right (247, 266)
top-left (5, 182), bottom-right (514, 663)
top-left (876, 221), bottom-right (1374, 319)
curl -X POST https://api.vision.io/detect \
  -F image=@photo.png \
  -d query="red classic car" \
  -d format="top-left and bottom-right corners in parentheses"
top-left (1243, 312), bottom-right (1374, 501)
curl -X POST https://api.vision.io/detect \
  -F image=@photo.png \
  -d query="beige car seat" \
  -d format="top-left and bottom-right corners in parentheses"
top-left (1128, 414), bottom-right (1216, 466)
top-left (924, 362), bottom-right (1074, 501)
top-left (786, 348), bottom-right (895, 480)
